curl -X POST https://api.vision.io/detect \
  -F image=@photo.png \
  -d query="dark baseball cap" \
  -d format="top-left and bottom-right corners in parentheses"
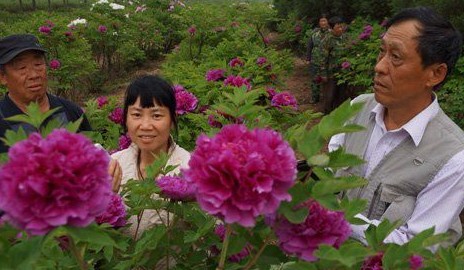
top-left (0, 34), bottom-right (47, 65)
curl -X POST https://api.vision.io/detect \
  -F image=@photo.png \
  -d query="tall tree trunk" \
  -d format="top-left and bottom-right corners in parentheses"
top-left (18, 0), bottom-right (23, 11)
top-left (31, 0), bottom-right (36, 10)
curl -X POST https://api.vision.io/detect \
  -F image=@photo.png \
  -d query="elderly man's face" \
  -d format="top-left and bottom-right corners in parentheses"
top-left (0, 51), bottom-right (48, 106)
top-left (373, 20), bottom-right (443, 111)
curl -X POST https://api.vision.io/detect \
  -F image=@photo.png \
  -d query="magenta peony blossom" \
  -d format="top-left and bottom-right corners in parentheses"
top-left (223, 75), bottom-right (251, 90)
top-left (271, 91), bottom-right (298, 110)
top-left (206, 69), bottom-right (226, 82)
top-left (0, 129), bottom-right (112, 235)
top-left (95, 194), bottom-right (126, 227)
top-left (409, 255), bottom-right (423, 270)
top-left (173, 84), bottom-right (186, 93)
top-left (109, 107), bottom-right (124, 125)
top-left (263, 37), bottom-right (270, 44)
top-left (228, 57), bottom-right (244, 68)
top-left (188, 26), bottom-right (196, 35)
top-left (96, 96), bottom-right (108, 108)
top-left (266, 87), bottom-right (276, 99)
top-left (49, 59), bottom-right (61, 70)
top-left (359, 24), bottom-right (373, 40)
top-left (175, 89), bottom-right (198, 115)
top-left (156, 176), bottom-right (196, 201)
top-left (362, 252), bottom-right (384, 270)
top-left (272, 200), bottom-right (351, 262)
top-left (256, 57), bottom-right (267, 66)
top-left (294, 24), bottom-right (302, 33)
top-left (64, 31), bottom-right (73, 37)
top-left (183, 124), bottom-right (297, 227)
top-left (341, 61), bottom-right (351, 69)
top-left (98, 25), bottom-right (107, 33)
top-left (380, 19), bottom-right (388, 27)
top-left (118, 134), bottom-right (132, 150)
top-left (39, 26), bottom-right (51, 34)
top-left (207, 114), bottom-right (223, 128)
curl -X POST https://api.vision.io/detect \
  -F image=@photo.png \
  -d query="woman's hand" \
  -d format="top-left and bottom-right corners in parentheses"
top-left (108, 159), bottom-right (122, 192)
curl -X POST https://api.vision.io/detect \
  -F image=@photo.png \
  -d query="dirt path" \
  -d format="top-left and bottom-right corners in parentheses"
top-left (281, 57), bottom-right (320, 113)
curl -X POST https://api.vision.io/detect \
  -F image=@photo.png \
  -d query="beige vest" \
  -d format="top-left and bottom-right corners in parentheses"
top-left (338, 94), bottom-right (464, 245)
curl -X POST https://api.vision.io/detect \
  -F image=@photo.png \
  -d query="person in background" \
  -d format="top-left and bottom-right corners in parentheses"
top-left (307, 14), bottom-right (330, 104)
top-left (329, 7), bottom-right (464, 248)
top-left (111, 75), bottom-right (190, 239)
top-left (320, 16), bottom-right (347, 114)
top-left (0, 34), bottom-right (121, 189)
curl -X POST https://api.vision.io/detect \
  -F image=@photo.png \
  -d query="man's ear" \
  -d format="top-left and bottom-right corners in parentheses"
top-left (427, 63), bottom-right (447, 89)
top-left (0, 68), bottom-right (7, 86)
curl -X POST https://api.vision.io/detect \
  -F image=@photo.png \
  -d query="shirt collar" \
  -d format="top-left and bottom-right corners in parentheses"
top-left (369, 94), bottom-right (439, 146)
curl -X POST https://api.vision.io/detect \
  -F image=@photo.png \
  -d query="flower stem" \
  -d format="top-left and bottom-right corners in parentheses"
top-left (68, 235), bottom-right (88, 270)
top-left (216, 224), bottom-right (232, 270)
top-left (243, 234), bottom-right (271, 270)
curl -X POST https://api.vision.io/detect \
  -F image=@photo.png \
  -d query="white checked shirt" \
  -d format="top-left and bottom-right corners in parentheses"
top-left (329, 95), bottom-right (464, 246)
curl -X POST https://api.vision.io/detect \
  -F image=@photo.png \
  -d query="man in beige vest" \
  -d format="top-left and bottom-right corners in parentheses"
top-left (329, 7), bottom-right (464, 248)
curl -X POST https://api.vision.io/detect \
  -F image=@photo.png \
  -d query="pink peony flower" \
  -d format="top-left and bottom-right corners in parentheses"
top-left (173, 84), bottom-right (186, 93)
top-left (118, 134), bottom-right (132, 150)
top-left (223, 75), bottom-right (251, 90)
top-left (409, 255), bottom-right (423, 270)
top-left (380, 19), bottom-right (388, 27)
top-left (271, 91), bottom-right (298, 110)
top-left (109, 107), bottom-right (124, 125)
top-left (228, 57), bottom-right (244, 68)
top-left (271, 200), bottom-right (351, 262)
top-left (362, 252), bottom-right (384, 270)
top-left (266, 87), bottom-right (276, 99)
top-left (98, 25), bottom-right (107, 33)
top-left (263, 37), bottom-right (270, 45)
top-left (0, 129), bottom-right (112, 235)
top-left (359, 24), bottom-right (373, 40)
top-left (39, 26), bottom-right (51, 34)
top-left (206, 69), bottom-right (226, 82)
top-left (156, 175), bottom-right (196, 201)
top-left (49, 59), bottom-right (61, 70)
top-left (208, 115), bottom-right (222, 128)
top-left (135, 5), bottom-right (146, 12)
top-left (256, 57), bottom-right (267, 66)
top-left (95, 194), bottom-right (126, 227)
top-left (188, 26), bottom-right (196, 35)
top-left (294, 24), bottom-right (302, 33)
top-left (214, 224), bottom-right (252, 262)
top-left (64, 31), bottom-right (73, 37)
top-left (96, 96), bottom-right (108, 108)
top-left (341, 61), bottom-right (351, 69)
top-left (183, 124), bottom-right (297, 227)
top-left (175, 89), bottom-right (198, 115)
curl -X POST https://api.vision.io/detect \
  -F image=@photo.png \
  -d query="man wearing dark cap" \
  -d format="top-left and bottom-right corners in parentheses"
top-left (0, 34), bottom-right (91, 152)
top-left (0, 34), bottom-right (121, 190)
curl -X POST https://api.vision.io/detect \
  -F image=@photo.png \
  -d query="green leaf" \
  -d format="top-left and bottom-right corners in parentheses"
top-left (280, 203), bottom-right (309, 224)
top-left (226, 235), bottom-right (248, 256)
top-left (297, 127), bottom-right (325, 160)
top-left (9, 236), bottom-right (44, 270)
top-left (327, 147), bottom-right (365, 168)
top-left (316, 242), bottom-right (370, 267)
top-left (1, 126), bottom-right (28, 147)
top-left (365, 219), bottom-right (402, 248)
top-left (5, 103), bottom-right (60, 130)
top-left (317, 100), bottom-right (365, 139)
top-left (65, 224), bottom-right (117, 247)
top-left (312, 177), bottom-right (367, 196)
top-left (63, 117), bottom-right (83, 134)
top-left (308, 153), bottom-right (329, 167)
top-left (339, 198), bottom-right (368, 223)
top-left (278, 261), bottom-right (317, 270)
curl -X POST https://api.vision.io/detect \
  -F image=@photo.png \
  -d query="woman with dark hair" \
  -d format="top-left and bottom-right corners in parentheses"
top-left (111, 75), bottom-right (190, 239)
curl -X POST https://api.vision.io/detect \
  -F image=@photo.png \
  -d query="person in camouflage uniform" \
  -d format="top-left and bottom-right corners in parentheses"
top-left (320, 16), bottom-right (347, 114)
top-left (307, 15), bottom-right (329, 104)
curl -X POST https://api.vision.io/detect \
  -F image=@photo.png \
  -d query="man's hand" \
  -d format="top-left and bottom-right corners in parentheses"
top-left (108, 159), bottom-right (122, 192)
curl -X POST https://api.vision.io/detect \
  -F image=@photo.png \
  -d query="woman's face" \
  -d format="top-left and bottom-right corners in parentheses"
top-left (126, 97), bottom-right (172, 155)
